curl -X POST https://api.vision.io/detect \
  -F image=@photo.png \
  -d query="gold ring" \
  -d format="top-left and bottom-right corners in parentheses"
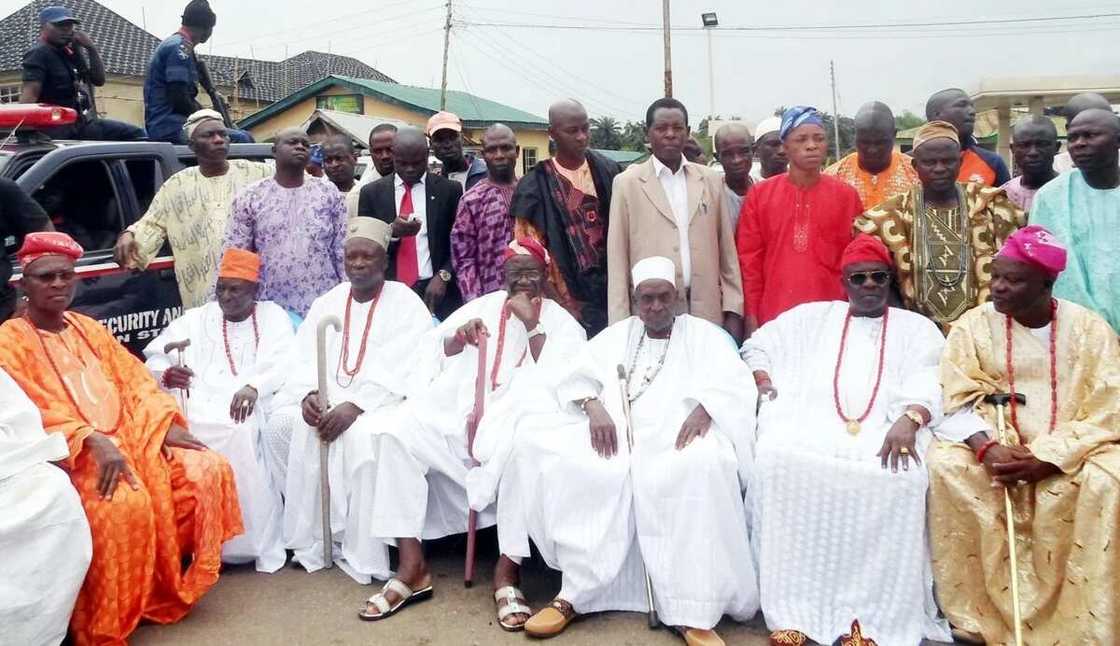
top-left (899, 447), bottom-right (910, 455)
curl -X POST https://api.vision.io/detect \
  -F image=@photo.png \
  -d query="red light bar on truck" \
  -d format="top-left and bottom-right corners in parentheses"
top-left (0, 103), bottom-right (78, 128)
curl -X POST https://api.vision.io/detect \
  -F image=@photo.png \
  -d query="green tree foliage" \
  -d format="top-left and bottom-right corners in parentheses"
top-left (590, 116), bottom-right (622, 150)
top-left (896, 110), bottom-right (926, 131)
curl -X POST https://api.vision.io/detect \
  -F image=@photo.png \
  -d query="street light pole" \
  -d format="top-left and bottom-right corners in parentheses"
top-left (701, 12), bottom-right (718, 118)
top-left (662, 0), bottom-right (673, 97)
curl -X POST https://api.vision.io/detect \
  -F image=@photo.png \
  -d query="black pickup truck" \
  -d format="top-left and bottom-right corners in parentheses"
top-left (4, 138), bottom-right (274, 354)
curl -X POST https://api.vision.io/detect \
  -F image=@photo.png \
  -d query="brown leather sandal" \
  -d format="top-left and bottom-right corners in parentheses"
top-left (524, 598), bottom-right (576, 638)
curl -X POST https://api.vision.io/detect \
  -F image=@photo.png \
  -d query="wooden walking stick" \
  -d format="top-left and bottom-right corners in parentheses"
top-left (163, 339), bottom-right (191, 417)
top-left (984, 392), bottom-right (1027, 646)
top-left (463, 332), bottom-right (488, 588)
top-left (316, 315), bottom-right (342, 570)
top-left (616, 364), bottom-right (659, 630)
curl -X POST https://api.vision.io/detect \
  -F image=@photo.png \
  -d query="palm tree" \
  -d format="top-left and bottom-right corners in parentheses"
top-left (590, 116), bottom-right (622, 150)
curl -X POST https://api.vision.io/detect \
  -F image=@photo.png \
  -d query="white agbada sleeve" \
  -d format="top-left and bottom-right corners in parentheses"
top-left (0, 366), bottom-right (68, 480)
top-left (678, 317), bottom-right (758, 489)
top-left (467, 299), bottom-right (587, 510)
top-left (144, 306), bottom-right (197, 381)
top-left (884, 311), bottom-right (947, 427)
top-left (247, 302), bottom-right (297, 397)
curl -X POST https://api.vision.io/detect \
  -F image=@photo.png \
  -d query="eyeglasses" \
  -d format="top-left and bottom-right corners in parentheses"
top-left (507, 269), bottom-right (544, 282)
top-left (847, 271), bottom-right (891, 287)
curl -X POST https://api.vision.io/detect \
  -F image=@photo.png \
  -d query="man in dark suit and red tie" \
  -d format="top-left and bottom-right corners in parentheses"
top-left (358, 126), bottom-right (464, 320)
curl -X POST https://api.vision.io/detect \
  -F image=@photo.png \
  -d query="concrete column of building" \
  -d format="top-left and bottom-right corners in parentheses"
top-left (1028, 95), bottom-right (1045, 116)
top-left (997, 102), bottom-right (1012, 167)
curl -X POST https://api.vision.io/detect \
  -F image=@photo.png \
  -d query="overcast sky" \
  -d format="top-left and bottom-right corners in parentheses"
top-left (7, 0), bottom-right (1119, 125)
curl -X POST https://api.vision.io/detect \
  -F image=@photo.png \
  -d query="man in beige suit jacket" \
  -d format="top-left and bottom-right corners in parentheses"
top-left (607, 97), bottom-right (744, 341)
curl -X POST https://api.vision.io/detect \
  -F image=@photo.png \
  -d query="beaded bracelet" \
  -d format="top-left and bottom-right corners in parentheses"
top-left (975, 439), bottom-right (999, 463)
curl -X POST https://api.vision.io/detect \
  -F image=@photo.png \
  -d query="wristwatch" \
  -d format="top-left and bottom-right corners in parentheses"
top-left (903, 409), bottom-right (926, 427)
top-left (576, 396), bottom-right (598, 412)
top-left (437, 269), bottom-right (452, 282)
top-left (527, 324), bottom-right (545, 339)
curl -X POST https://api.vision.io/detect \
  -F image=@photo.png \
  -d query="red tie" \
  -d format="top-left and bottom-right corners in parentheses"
top-left (396, 184), bottom-right (419, 286)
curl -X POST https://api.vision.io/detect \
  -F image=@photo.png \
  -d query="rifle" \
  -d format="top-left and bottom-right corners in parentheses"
top-left (194, 55), bottom-right (235, 129)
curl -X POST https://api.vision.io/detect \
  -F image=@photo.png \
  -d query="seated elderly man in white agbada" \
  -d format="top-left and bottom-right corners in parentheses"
top-left (741, 234), bottom-right (968, 646)
top-left (0, 366), bottom-right (92, 646)
top-left (512, 256), bottom-right (758, 646)
top-left (145, 248), bottom-right (293, 573)
top-left (277, 217), bottom-right (433, 581)
top-left (356, 237), bottom-right (586, 631)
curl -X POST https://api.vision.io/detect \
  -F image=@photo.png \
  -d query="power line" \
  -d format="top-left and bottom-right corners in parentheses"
top-left (456, 12), bottom-right (1120, 33)
top-left (455, 31), bottom-right (630, 118)
top-left (478, 25), bottom-right (647, 114)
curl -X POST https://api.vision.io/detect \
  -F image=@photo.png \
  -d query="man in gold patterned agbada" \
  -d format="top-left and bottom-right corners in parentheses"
top-left (854, 120), bottom-right (1024, 330)
top-left (927, 225), bottom-right (1120, 644)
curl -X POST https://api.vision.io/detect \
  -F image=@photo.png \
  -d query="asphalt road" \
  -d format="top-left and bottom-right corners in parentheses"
top-left (131, 532), bottom-right (959, 646)
top-left (131, 532), bottom-right (775, 646)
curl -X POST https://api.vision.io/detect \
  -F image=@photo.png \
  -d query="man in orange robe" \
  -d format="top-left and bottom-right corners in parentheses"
top-left (0, 232), bottom-right (243, 646)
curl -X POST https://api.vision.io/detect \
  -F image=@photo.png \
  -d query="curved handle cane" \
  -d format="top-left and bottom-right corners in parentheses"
top-left (316, 315), bottom-right (342, 570)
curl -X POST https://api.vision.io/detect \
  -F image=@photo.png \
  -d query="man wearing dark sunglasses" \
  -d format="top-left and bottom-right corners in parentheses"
top-left (856, 120), bottom-right (1024, 330)
top-left (742, 234), bottom-right (965, 646)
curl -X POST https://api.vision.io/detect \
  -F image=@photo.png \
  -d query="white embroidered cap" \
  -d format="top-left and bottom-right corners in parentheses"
top-left (631, 256), bottom-right (677, 288)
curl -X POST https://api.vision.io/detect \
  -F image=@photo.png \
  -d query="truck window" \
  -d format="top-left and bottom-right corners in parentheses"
top-left (31, 159), bottom-right (122, 252)
top-left (124, 158), bottom-right (161, 216)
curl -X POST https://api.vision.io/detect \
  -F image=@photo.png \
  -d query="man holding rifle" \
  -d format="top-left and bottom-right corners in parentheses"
top-left (144, 0), bottom-right (255, 144)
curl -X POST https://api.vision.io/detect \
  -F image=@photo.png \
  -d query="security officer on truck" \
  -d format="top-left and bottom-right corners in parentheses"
top-left (20, 6), bottom-right (145, 140)
top-left (144, 0), bottom-right (255, 145)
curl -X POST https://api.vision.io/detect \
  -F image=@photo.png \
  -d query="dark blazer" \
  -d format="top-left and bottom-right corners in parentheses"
top-left (357, 172), bottom-right (464, 318)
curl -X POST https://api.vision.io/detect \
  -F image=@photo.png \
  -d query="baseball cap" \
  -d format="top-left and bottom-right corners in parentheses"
top-left (39, 6), bottom-right (80, 24)
top-left (426, 111), bottom-right (462, 136)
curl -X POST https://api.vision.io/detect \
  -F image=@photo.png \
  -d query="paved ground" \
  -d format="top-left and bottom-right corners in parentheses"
top-left (132, 532), bottom-right (958, 646)
top-left (132, 532), bottom-right (776, 646)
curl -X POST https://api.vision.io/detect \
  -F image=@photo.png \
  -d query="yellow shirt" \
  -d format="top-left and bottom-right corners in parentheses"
top-left (128, 160), bottom-right (273, 308)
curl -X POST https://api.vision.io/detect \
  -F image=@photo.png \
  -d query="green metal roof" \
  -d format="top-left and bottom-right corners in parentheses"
top-left (593, 149), bottom-right (647, 165)
top-left (239, 75), bottom-right (548, 131)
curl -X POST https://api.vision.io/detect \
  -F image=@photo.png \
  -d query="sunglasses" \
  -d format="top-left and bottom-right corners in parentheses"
top-left (847, 271), bottom-right (891, 287)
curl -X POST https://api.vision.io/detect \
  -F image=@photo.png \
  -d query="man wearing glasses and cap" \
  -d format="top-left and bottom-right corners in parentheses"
top-left (428, 111), bottom-right (488, 191)
top-left (20, 6), bottom-right (145, 140)
top-left (742, 234), bottom-right (963, 646)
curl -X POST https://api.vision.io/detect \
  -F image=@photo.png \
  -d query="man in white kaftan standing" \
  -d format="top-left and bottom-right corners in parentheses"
top-left (278, 217), bottom-right (433, 581)
top-left (356, 237), bottom-right (586, 632)
top-left (145, 248), bottom-right (294, 573)
top-left (741, 234), bottom-right (963, 646)
top-left (514, 256), bottom-right (758, 646)
top-left (0, 366), bottom-right (92, 646)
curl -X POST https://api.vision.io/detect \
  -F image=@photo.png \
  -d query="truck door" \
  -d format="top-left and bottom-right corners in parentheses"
top-left (18, 153), bottom-right (183, 355)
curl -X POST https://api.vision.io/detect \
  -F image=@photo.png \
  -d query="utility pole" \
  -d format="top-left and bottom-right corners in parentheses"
top-left (829, 60), bottom-right (841, 161)
top-left (701, 12), bottom-right (718, 118)
top-left (662, 0), bottom-right (673, 97)
top-left (440, 0), bottom-right (453, 109)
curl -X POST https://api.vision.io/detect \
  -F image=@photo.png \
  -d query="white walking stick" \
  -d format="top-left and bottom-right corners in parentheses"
top-left (163, 339), bottom-right (191, 417)
top-left (985, 392), bottom-right (1026, 646)
top-left (316, 315), bottom-right (342, 570)
top-left (616, 364), bottom-right (659, 630)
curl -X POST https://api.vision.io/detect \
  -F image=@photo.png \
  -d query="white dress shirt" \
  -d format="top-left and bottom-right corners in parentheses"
top-left (394, 172), bottom-right (433, 280)
top-left (651, 155), bottom-right (691, 288)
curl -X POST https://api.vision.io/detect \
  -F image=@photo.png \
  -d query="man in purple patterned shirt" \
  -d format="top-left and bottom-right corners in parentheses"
top-left (450, 124), bottom-right (519, 302)
top-left (224, 128), bottom-right (347, 317)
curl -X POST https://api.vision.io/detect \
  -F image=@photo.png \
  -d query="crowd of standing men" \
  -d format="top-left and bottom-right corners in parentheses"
top-left (1, 3), bottom-right (1119, 646)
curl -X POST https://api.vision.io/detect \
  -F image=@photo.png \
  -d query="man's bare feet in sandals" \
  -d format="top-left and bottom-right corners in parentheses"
top-left (493, 555), bottom-right (530, 631)
top-left (358, 538), bottom-right (433, 621)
